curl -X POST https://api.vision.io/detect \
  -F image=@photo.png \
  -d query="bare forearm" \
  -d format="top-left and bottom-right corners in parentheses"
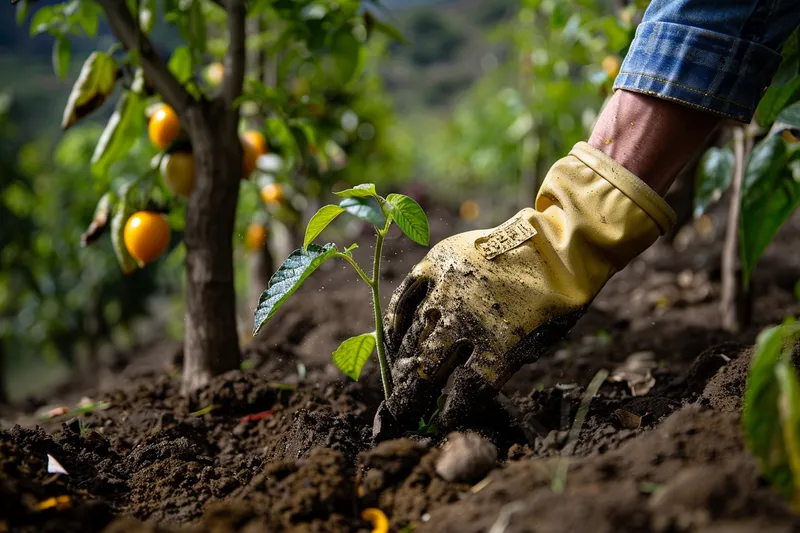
top-left (588, 90), bottom-right (721, 196)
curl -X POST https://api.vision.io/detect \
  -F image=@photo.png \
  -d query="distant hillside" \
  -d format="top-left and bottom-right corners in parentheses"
top-left (380, 0), bottom-right (515, 112)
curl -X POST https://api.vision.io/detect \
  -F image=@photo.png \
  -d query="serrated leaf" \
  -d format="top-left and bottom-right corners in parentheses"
top-left (304, 205), bottom-right (345, 250)
top-left (332, 333), bottom-right (376, 381)
top-left (744, 324), bottom-right (800, 503)
top-left (110, 200), bottom-right (138, 275)
top-left (339, 197), bottom-right (386, 227)
top-left (334, 183), bottom-right (378, 199)
top-left (91, 90), bottom-right (145, 185)
top-left (253, 243), bottom-right (338, 335)
top-left (53, 36), bottom-right (71, 80)
top-left (694, 147), bottom-right (734, 217)
top-left (62, 51), bottom-right (118, 130)
top-left (740, 135), bottom-right (800, 284)
top-left (777, 102), bottom-right (800, 129)
top-left (386, 193), bottom-right (429, 245)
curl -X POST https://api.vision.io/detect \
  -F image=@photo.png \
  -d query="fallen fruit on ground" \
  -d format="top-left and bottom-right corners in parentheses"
top-left (241, 136), bottom-right (259, 179)
top-left (245, 223), bottom-right (268, 251)
top-left (123, 211), bottom-right (171, 265)
top-left (243, 130), bottom-right (268, 156)
top-left (160, 152), bottom-right (195, 198)
top-left (260, 183), bottom-right (284, 205)
top-left (148, 104), bottom-right (181, 150)
top-left (361, 508), bottom-right (389, 533)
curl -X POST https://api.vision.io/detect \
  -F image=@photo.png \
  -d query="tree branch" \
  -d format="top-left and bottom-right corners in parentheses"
top-left (222, 0), bottom-right (247, 107)
top-left (97, 0), bottom-right (193, 113)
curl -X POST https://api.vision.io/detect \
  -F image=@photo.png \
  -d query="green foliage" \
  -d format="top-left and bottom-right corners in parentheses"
top-left (694, 147), bottom-right (734, 217)
top-left (254, 184), bottom-right (430, 398)
top-left (253, 243), bottom-right (339, 335)
top-left (693, 26), bottom-right (800, 286)
top-left (62, 52), bottom-right (119, 130)
top-left (385, 193), bottom-right (430, 246)
top-left (332, 333), bottom-right (376, 381)
top-left (743, 324), bottom-right (800, 508)
top-left (740, 136), bottom-right (800, 284)
top-left (417, 394), bottom-right (446, 436)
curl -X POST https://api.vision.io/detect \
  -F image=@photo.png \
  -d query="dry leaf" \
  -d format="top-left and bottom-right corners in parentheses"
top-left (609, 351), bottom-right (657, 396)
top-left (614, 408), bottom-right (642, 429)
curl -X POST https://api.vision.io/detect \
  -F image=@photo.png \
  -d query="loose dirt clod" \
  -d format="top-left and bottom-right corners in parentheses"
top-left (435, 432), bottom-right (498, 483)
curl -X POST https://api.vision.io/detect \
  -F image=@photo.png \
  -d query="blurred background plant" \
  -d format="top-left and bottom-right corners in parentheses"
top-left (5, 0), bottom-right (797, 402)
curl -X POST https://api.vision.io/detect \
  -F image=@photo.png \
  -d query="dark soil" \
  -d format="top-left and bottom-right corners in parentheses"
top-left (3, 201), bottom-right (800, 533)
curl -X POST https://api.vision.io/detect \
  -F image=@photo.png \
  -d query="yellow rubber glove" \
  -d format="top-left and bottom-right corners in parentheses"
top-left (375, 142), bottom-right (676, 437)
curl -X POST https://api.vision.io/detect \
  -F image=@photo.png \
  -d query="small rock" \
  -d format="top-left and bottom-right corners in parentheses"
top-left (435, 432), bottom-right (497, 483)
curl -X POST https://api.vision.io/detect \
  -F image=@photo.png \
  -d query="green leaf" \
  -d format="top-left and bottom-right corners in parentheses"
top-left (91, 90), bottom-right (146, 185)
top-left (304, 205), bottom-right (345, 250)
top-left (386, 193), bottom-right (430, 246)
top-left (334, 183), bottom-right (378, 199)
top-left (62, 51), bottom-right (118, 130)
top-left (694, 147), bottom-right (734, 217)
top-left (30, 5), bottom-right (57, 36)
top-left (339, 197), bottom-right (386, 227)
top-left (758, 72), bottom-right (800, 127)
top-left (740, 135), bottom-right (800, 284)
top-left (743, 324), bottom-right (800, 503)
top-left (778, 102), bottom-right (800, 129)
top-left (16, 0), bottom-right (30, 25)
top-left (775, 357), bottom-right (800, 507)
top-left (329, 26), bottom-right (364, 85)
top-left (110, 199), bottom-right (138, 275)
top-left (253, 243), bottom-right (339, 335)
top-left (332, 333), bottom-right (376, 381)
top-left (53, 36), bottom-right (71, 80)
top-left (76, 0), bottom-right (100, 37)
top-left (168, 45), bottom-right (193, 85)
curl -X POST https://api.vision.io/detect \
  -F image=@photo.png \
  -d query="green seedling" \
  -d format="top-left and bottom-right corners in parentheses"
top-left (551, 368), bottom-right (608, 494)
top-left (417, 394), bottom-right (447, 436)
top-left (253, 183), bottom-right (430, 400)
top-left (743, 323), bottom-right (800, 509)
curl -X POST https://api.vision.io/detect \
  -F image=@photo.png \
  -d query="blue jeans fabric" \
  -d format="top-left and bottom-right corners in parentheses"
top-left (615, 0), bottom-right (800, 122)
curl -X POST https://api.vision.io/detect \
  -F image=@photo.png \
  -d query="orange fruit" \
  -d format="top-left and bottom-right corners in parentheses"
top-left (205, 62), bottom-right (224, 87)
top-left (601, 55), bottom-right (621, 79)
top-left (148, 104), bottom-right (181, 150)
top-left (245, 223), bottom-right (268, 251)
top-left (160, 152), bottom-right (195, 198)
top-left (241, 136), bottom-right (259, 179)
top-left (459, 199), bottom-right (480, 221)
top-left (243, 130), bottom-right (268, 156)
top-left (781, 129), bottom-right (799, 143)
top-left (260, 183), bottom-right (284, 205)
top-left (123, 211), bottom-right (171, 265)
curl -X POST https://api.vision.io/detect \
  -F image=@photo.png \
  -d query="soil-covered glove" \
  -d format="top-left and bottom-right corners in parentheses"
top-left (374, 141), bottom-right (676, 438)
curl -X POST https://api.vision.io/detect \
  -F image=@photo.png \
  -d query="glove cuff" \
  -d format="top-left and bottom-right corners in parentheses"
top-left (569, 142), bottom-right (677, 234)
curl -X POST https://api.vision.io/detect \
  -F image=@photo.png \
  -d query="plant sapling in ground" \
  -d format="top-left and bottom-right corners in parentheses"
top-left (253, 183), bottom-right (430, 399)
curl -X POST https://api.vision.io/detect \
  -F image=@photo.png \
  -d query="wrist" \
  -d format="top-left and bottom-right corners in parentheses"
top-left (588, 90), bottom-right (721, 196)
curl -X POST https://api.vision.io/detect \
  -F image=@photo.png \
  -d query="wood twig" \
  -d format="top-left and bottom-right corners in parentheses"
top-left (97, 0), bottom-right (193, 113)
top-left (222, 0), bottom-right (247, 108)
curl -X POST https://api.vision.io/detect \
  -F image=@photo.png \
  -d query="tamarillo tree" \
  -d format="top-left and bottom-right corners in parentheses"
top-left (16, 0), bottom-right (401, 394)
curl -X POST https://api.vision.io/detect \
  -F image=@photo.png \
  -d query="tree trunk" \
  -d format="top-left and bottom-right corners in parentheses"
top-left (721, 126), bottom-right (753, 333)
top-left (181, 101), bottom-right (243, 394)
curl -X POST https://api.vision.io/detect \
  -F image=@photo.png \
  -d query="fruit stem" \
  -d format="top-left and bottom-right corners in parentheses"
top-left (371, 227), bottom-right (393, 400)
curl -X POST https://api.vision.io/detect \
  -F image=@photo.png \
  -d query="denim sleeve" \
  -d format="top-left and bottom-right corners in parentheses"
top-left (614, 0), bottom-right (800, 122)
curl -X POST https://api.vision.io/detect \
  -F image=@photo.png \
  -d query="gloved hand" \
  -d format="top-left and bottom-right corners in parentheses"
top-left (373, 142), bottom-right (676, 439)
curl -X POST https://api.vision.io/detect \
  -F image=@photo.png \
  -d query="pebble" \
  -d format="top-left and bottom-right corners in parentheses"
top-left (435, 432), bottom-right (498, 483)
